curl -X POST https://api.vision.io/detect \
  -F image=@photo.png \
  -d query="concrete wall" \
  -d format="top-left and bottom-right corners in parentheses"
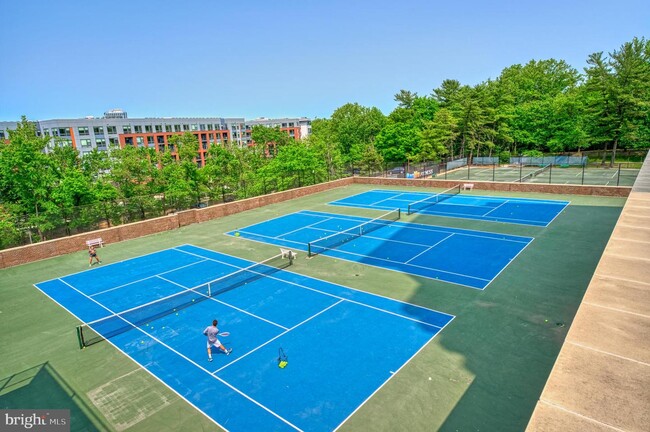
top-left (0, 177), bottom-right (630, 268)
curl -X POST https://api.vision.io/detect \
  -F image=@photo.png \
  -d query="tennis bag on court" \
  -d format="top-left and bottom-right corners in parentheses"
top-left (278, 348), bottom-right (288, 368)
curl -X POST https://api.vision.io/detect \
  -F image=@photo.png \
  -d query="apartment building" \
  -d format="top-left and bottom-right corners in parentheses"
top-left (0, 109), bottom-right (312, 167)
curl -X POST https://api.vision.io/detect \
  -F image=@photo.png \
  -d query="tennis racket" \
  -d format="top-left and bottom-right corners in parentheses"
top-left (219, 332), bottom-right (230, 337)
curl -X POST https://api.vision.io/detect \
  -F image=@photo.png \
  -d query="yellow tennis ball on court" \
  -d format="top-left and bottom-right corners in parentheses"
top-left (235, 232), bottom-right (240, 237)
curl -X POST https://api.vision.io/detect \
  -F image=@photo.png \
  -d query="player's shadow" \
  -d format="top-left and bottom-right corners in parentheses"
top-left (0, 362), bottom-right (110, 431)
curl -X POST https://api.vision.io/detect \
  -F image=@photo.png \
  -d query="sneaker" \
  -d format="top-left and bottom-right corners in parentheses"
top-left (208, 358), bottom-right (213, 362)
top-left (226, 348), bottom-right (232, 356)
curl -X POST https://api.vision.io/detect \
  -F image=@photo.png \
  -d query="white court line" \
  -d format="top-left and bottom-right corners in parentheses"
top-left (55, 277), bottom-right (303, 431)
top-left (568, 341), bottom-right (650, 367)
top-left (237, 232), bottom-right (491, 289)
top-left (582, 301), bottom-right (650, 319)
top-left (333, 314), bottom-right (456, 431)
top-left (481, 200), bottom-right (509, 217)
top-left (213, 299), bottom-right (345, 375)
top-left (38, 246), bottom-right (200, 285)
top-left (405, 234), bottom-right (455, 264)
top-left (181, 245), bottom-right (455, 321)
top-left (538, 399), bottom-right (628, 432)
top-left (91, 259), bottom-right (209, 297)
top-left (302, 210), bottom-right (533, 243)
top-left (32, 282), bottom-right (229, 432)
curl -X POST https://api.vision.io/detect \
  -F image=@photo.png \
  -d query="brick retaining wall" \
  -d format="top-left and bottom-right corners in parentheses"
top-left (354, 177), bottom-right (631, 197)
top-left (0, 177), bottom-right (629, 268)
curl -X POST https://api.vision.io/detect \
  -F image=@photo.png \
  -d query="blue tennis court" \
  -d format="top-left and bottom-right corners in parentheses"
top-left (227, 210), bottom-right (534, 289)
top-left (330, 189), bottom-right (570, 226)
top-left (35, 245), bottom-right (453, 432)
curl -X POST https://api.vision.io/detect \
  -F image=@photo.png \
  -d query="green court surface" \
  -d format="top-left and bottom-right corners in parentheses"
top-left (0, 184), bottom-right (625, 431)
top-left (442, 165), bottom-right (639, 186)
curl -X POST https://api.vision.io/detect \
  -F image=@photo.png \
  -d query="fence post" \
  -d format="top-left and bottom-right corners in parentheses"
top-left (617, 163), bottom-right (621, 186)
top-left (549, 164), bottom-right (553, 184)
top-left (581, 164), bottom-right (585, 185)
top-left (519, 163), bottom-right (523, 182)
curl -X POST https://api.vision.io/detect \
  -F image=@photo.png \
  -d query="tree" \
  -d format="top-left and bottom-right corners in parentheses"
top-left (0, 117), bottom-right (56, 240)
top-left (329, 103), bottom-right (386, 159)
top-left (374, 122), bottom-right (420, 162)
top-left (583, 37), bottom-right (650, 165)
top-left (394, 90), bottom-right (418, 109)
top-left (419, 108), bottom-right (457, 159)
top-left (108, 146), bottom-right (161, 220)
top-left (166, 133), bottom-right (203, 207)
top-left (251, 125), bottom-right (292, 156)
top-left (304, 119), bottom-right (345, 180)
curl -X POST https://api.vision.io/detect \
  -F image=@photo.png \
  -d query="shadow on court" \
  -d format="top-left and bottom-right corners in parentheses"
top-left (0, 362), bottom-right (110, 431)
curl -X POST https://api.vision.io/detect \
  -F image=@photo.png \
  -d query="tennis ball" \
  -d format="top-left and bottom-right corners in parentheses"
top-left (545, 319), bottom-right (548, 322)
top-left (235, 232), bottom-right (240, 237)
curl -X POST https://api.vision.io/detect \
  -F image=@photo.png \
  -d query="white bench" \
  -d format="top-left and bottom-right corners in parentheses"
top-left (280, 248), bottom-right (297, 260)
top-left (462, 183), bottom-right (475, 191)
top-left (86, 238), bottom-right (104, 248)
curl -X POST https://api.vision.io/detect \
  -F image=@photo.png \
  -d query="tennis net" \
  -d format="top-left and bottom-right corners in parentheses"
top-left (518, 164), bottom-right (551, 182)
top-left (307, 208), bottom-right (400, 257)
top-left (407, 185), bottom-right (461, 215)
top-left (76, 252), bottom-right (293, 348)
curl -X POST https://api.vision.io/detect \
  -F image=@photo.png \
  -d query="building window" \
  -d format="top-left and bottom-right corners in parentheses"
top-left (145, 125), bottom-right (152, 133)
top-left (109, 137), bottom-right (119, 147)
top-left (155, 125), bottom-right (162, 132)
top-left (0, 131), bottom-right (5, 139)
top-left (124, 137), bottom-right (133, 145)
top-left (58, 127), bottom-right (71, 136)
top-left (134, 125), bottom-right (142, 133)
top-left (157, 136), bottom-right (165, 144)
top-left (136, 137), bottom-right (144, 146)
top-left (191, 124), bottom-right (198, 131)
top-left (207, 124), bottom-right (213, 131)
top-left (78, 126), bottom-right (89, 135)
top-left (96, 138), bottom-right (106, 148)
top-left (183, 124), bottom-right (190, 131)
top-left (93, 126), bottom-right (104, 135)
top-left (123, 125), bottom-right (132, 133)
top-left (165, 125), bottom-right (172, 132)
top-left (289, 122), bottom-right (294, 127)
top-left (80, 139), bottom-right (92, 147)
top-left (174, 124), bottom-right (181, 132)
top-left (107, 126), bottom-right (117, 134)
top-left (147, 136), bottom-right (154, 144)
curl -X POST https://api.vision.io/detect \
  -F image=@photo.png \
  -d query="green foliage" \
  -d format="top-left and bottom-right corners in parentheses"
top-left (1, 37), bottom-right (648, 250)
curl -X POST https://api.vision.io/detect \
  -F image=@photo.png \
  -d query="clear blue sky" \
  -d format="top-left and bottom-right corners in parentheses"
top-left (1, 0), bottom-right (648, 121)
